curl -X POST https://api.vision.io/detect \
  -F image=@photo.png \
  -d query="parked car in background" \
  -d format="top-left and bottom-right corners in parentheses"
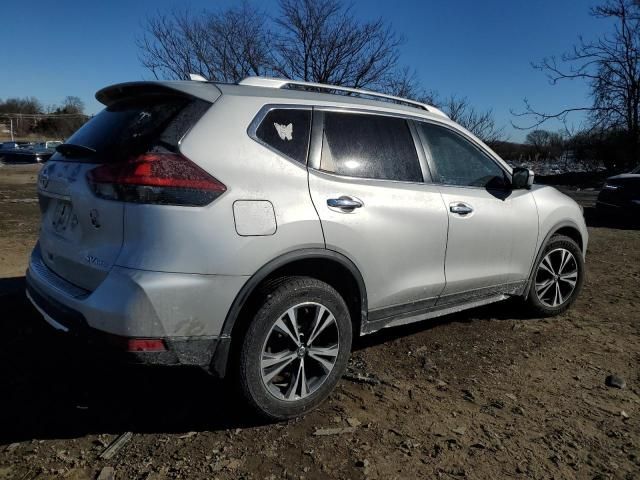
top-left (0, 140), bottom-right (59, 163)
top-left (26, 77), bottom-right (588, 420)
top-left (40, 140), bottom-right (63, 150)
top-left (596, 164), bottom-right (640, 212)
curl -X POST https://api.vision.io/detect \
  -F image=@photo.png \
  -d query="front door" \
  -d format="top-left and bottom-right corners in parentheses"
top-left (415, 121), bottom-right (538, 300)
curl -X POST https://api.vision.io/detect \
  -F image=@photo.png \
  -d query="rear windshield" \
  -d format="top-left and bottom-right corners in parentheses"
top-left (52, 95), bottom-right (209, 163)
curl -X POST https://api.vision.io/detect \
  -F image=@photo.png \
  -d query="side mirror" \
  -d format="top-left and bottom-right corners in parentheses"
top-left (512, 167), bottom-right (534, 189)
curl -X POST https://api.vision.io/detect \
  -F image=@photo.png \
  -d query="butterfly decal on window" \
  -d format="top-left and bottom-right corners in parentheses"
top-left (274, 122), bottom-right (293, 141)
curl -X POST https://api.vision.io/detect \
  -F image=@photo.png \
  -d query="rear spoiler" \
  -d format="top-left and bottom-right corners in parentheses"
top-left (96, 81), bottom-right (222, 106)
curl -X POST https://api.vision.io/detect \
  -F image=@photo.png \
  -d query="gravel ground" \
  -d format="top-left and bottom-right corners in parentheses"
top-left (0, 164), bottom-right (638, 480)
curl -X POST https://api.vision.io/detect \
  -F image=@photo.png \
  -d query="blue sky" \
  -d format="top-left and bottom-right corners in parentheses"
top-left (0, 0), bottom-right (611, 141)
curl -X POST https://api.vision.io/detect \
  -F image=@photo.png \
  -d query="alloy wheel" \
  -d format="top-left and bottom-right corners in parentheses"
top-left (534, 248), bottom-right (579, 308)
top-left (260, 302), bottom-right (340, 401)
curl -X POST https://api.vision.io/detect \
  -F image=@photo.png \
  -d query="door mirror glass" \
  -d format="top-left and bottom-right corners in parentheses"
top-left (512, 167), bottom-right (533, 189)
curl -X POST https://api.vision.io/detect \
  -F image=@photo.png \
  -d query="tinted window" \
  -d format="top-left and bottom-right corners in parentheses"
top-left (255, 108), bottom-right (311, 164)
top-left (320, 112), bottom-right (422, 182)
top-left (417, 122), bottom-right (506, 187)
top-left (52, 96), bottom-right (209, 163)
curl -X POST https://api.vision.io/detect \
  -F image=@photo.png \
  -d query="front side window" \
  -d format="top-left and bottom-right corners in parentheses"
top-left (255, 108), bottom-right (311, 164)
top-left (320, 112), bottom-right (423, 182)
top-left (417, 122), bottom-right (506, 187)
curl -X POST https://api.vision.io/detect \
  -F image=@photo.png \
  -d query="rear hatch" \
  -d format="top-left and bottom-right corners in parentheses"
top-left (37, 85), bottom-right (216, 291)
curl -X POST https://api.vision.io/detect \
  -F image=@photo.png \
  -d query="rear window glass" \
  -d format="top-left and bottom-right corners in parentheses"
top-left (255, 108), bottom-right (311, 164)
top-left (52, 95), bottom-right (209, 163)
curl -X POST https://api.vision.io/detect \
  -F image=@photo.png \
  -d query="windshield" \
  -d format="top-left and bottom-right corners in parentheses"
top-left (632, 164), bottom-right (640, 174)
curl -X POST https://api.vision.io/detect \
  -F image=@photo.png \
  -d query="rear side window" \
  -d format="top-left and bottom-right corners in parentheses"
top-left (320, 112), bottom-right (422, 182)
top-left (52, 95), bottom-right (210, 163)
top-left (255, 108), bottom-right (311, 164)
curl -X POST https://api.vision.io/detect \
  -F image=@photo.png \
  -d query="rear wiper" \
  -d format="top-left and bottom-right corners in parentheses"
top-left (55, 143), bottom-right (96, 158)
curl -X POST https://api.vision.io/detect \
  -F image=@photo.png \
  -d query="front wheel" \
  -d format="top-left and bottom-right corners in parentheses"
top-left (525, 234), bottom-right (585, 316)
top-left (236, 277), bottom-right (352, 420)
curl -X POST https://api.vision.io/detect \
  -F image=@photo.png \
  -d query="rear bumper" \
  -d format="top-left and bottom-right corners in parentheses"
top-left (25, 245), bottom-right (246, 374)
top-left (25, 277), bottom-right (231, 374)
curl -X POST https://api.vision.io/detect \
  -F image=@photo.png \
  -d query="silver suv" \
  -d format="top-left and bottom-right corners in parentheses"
top-left (27, 77), bottom-right (587, 419)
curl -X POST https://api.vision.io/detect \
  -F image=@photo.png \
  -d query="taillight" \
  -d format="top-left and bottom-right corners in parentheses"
top-left (87, 152), bottom-right (226, 206)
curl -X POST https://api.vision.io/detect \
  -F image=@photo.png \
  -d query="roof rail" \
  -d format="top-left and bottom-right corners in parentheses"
top-left (238, 76), bottom-right (447, 118)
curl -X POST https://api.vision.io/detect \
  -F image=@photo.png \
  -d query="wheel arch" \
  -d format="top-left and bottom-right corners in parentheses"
top-left (523, 220), bottom-right (585, 299)
top-left (210, 249), bottom-right (368, 377)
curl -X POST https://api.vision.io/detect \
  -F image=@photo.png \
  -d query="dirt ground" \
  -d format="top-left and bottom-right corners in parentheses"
top-left (0, 164), bottom-right (638, 480)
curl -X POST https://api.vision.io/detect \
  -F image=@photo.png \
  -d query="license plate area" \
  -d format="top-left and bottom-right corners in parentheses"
top-left (51, 200), bottom-right (73, 234)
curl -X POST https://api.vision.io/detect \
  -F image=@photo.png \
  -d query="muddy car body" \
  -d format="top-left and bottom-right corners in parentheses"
top-left (27, 77), bottom-right (588, 419)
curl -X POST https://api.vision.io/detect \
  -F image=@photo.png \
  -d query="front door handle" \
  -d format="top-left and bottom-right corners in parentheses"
top-left (327, 196), bottom-right (363, 211)
top-left (449, 202), bottom-right (473, 215)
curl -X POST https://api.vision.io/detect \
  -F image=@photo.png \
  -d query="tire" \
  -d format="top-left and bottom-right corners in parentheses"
top-left (525, 234), bottom-right (585, 317)
top-left (236, 276), bottom-right (352, 420)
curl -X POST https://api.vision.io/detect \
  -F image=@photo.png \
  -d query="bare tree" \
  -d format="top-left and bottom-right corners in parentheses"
top-left (62, 96), bottom-right (85, 114)
top-left (0, 97), bottom-right (43, 137)
top-left (525, 130), bottom-right (553, 156)
top-left (272, 0), bottom-right (403, 89)
top-left (137, 2), bottom-right (272, 81)
top-left (380, 66), bottom-right (422, 98)
top-left (440, 95), bottom-right (504, 143)
top-left (513, 0), bottom-right (640, 167)
top-left (525, 129), bottom-right (565, 160)
top-left (414, 92), bottom-right (504, 143)
top-left (0, 97), bottom-right (42, 115)
top-left (136, 0), bottom-right (504, 143)
top-left (378, 74), bottom-right (505, 143)
top-left (137, 0), bottom-right (403, 89)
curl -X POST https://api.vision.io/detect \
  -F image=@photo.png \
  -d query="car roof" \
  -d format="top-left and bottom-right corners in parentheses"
top-left (97, 79), bottom-right (449, 124)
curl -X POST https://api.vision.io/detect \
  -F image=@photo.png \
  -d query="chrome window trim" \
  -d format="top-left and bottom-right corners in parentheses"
top-left (247, 104), bottom-right (313, 167)
top-left (313, 105), bottom-right (511, 174)
top-left (308, 166), bottom-right (434, 187)
top-left (248, 103), bottom-right (512, 188)
top-left (309, 107), bottom-right (429, 185)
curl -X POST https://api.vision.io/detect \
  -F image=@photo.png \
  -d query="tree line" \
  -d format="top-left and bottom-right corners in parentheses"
top-left (7, 0), bottom-right (636, 171)
top-left (136, 0), bottom-right (640, 172)
top-left (512, 0), bottom-right (640, 171)
top-left (137, 0), bottom-right (503, 145)
top-left (0, 96), bottom-right (88, 140)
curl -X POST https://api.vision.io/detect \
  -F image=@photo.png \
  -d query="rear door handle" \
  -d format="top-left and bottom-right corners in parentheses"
top-left (327, 196), bottom-right (363, 211)
top-left (449, 202), bottom-right (473, 215)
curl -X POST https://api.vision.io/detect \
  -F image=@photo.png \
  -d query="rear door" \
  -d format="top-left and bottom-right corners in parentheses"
top-left (307, 110), bottom-right (449, 320)
top-left (37, 93), bottom-right (209, 291)
top-left (414, 121), bottom-right (538, 300)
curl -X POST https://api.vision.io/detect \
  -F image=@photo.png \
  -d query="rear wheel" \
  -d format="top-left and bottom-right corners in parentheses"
top-left (236, 277), bottom-right (352, 420)
top-left (525, 234), bottom-right (584, 316)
